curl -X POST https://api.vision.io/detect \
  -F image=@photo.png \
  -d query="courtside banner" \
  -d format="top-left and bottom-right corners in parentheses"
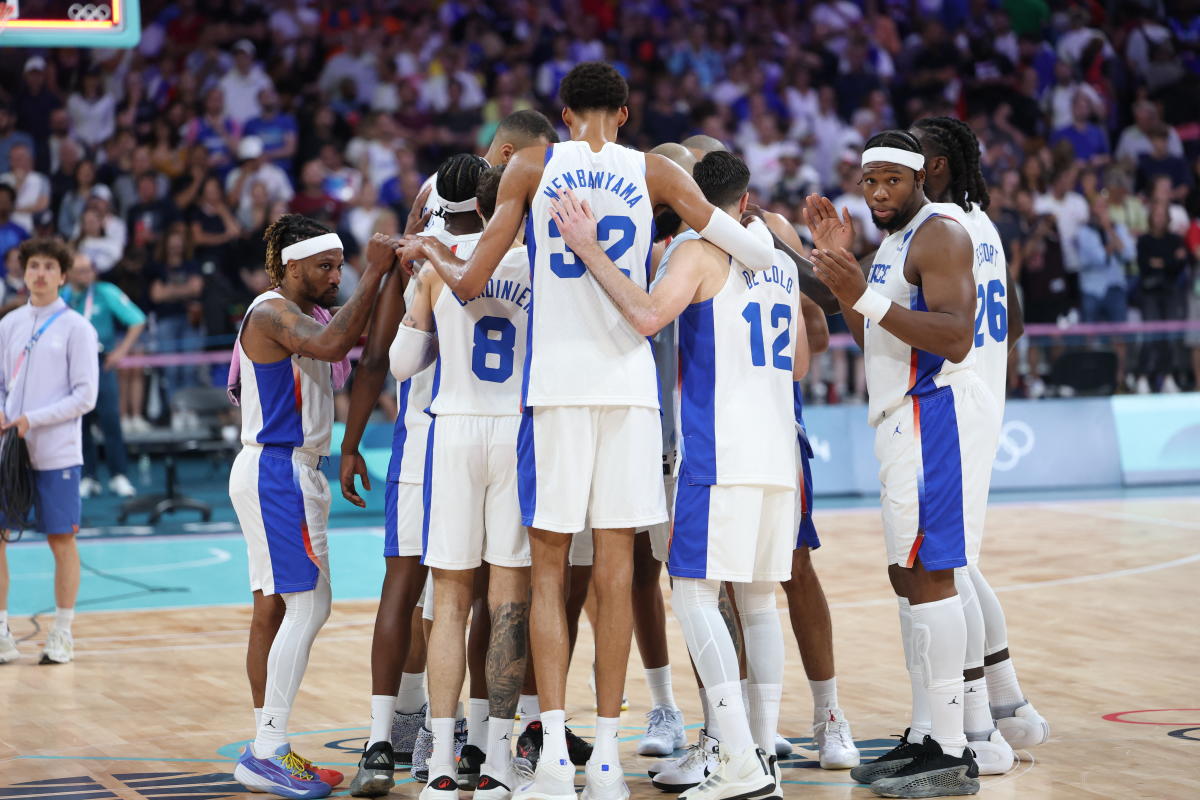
top-left (987, 397), bottom-right (1123, 491)
top-left (1112, 393), bottom-right (1200, 485)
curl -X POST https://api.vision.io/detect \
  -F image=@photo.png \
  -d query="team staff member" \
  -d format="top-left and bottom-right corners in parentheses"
top-left (61, 252), bottom-right (146, 499)
top-left (0, 238), bottom-right (98, 666)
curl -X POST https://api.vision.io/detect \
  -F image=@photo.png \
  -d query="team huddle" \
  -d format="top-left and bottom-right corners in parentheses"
top-left (227, 63), bottom-right (1049, 800)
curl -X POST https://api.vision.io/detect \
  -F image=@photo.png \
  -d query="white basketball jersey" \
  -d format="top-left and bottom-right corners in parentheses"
top-left (430, 246), bottom-right (530, 416)
top-left (864, 204), bottom-right (975, 426)
top-left (238, 291), bottom-right (334, 457)
top-left (675, 245), bottom-right (800, 489)
top-left (929, 202), bottom-right (1010, 414)
top-left (525, 141), bottom-right (658, 408)
top-left (386, 229), bottom-right (480, 482)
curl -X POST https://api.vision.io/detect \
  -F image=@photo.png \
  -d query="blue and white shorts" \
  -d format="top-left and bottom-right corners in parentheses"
top-left (230, 445), bottom-right (331, 596)
top-left (0, 466), bottom-right (81, 536)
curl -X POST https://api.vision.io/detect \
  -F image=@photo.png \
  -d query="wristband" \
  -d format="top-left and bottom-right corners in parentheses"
top-left (852, 287), bottom-right (892, 324)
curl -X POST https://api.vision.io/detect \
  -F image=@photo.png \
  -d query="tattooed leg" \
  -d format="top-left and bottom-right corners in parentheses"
top-left (486, 565), bottom-right (531, 719)
top-left (718, 582), bottom-right (747, 679)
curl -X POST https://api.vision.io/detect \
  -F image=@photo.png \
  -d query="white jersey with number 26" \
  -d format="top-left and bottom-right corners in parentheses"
top-left (525, 141), bottom-right (658, 408)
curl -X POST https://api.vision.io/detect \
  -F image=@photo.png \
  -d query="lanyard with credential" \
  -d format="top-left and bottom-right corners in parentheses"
top-left (9, 308), bottom-right (69, 385)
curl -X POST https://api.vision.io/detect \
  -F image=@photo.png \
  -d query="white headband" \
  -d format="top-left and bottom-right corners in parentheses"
top-left (441, 197), bottom-right (477, 213)
top-left (281, 233), bottom-right (343, 264)
top-left (861, 147), bottom-right (925, 172)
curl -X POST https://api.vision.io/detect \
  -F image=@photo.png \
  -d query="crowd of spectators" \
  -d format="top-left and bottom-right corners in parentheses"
top-left (0, 0), bottom-right (1198, 432)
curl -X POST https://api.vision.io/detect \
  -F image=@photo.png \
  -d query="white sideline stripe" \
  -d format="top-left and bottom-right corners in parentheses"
top-left (1035, 502), bottom-right (1200, 531)
top-left (15, 548), bottom-right (233, 581)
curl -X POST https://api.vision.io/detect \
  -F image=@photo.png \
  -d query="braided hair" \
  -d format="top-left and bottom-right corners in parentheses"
top-left (911, 117), bottom-right (990, 212)
top-left (436, 153), bottom-right (490, 207)
top-left (863, 129), bottom-right (924, 159)
top-left (263, 213), bottom-right (331, 287)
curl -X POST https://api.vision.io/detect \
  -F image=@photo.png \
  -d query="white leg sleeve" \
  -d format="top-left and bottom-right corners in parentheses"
top-left (955, 568), bottom-right (984, 671)
top-left (265, 576), bottom-right (333, 711)
top-left (733, 581), bottom-right (784, 754)
top-left (968, 564), bottom-right (1009, 656)
top-left (898, 597), bottom-right (930, 742)
top-left (910, 596), bottom-right (967, 757)
top-left (956, 568), bottom-right (994, 738)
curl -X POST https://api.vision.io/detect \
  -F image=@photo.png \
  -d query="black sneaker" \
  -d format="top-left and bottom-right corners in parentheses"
top-left (869, 737), bottom-right (980, 798)
top-left (516, 721), bottom-right (544, 769)
top-left (849, 729), bottom-right (926, 784)
top-left (565, 726), bottom-right (592, 766)
top-left (456, 744), bottom-right (485, 790)
top-left (349, 741), bottom-right (396, 797)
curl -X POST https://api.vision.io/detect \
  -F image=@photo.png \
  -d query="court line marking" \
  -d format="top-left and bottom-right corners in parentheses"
top-left (13, 548), bottom-right (232, 581)
top-left (1102, 709), bottom-right (1200, 726)
top-left (1036, 502), bottom-right (1200, 530)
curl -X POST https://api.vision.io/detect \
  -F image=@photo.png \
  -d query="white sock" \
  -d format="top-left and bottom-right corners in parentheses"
top-left (699, 687), bottom-right (720, 740)
top-left (593, 716), bottom-right (621, 765)
top-left (963, 678), bottom-right (993, 739)
top-left (468, 698), bottom-right (489, 749)
top-left (911, 596), bottom-right (968, 758)
top-left (540, 709), bottom-right (568, 764)
top-left (747, 683), bottom-right (782, 755)
top-left (809, 678), bottom-right (838, 722)
top-left (645, 665), bottom-right (678, 710)
top-left (707, 680), bottom-right (753, 753)
top-left (396, 672), bottom-right (427, 714)
top-left (899, 597), bottom-right (930, 743)
top-left (0, 610), bottom-right (8, 636)
top-left (430, 716), bottom-right (456, 772)
top-left (485, 716), bottom-right (514, 770)
top-left (517, 694), bottom-right (540, 724)
top-left (54, 607), bottom-right (75, 633)
top-left (253, 706), bottom-right (290, 758)
top-left (984, 660), bottom-right (1025, 709)
top-left (254, 707), bottom-right (262, 730)
top-left (369, 694), bottom-right (396, 745)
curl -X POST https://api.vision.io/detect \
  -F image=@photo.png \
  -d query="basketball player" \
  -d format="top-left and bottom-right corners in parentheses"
top-left (679, 135), bottom-right (860, 772)
top-left (230, 216), bottom-right (397, 799)
top-left (805, 131), bottom-right (989, 798)
top-left (0, 238), bottom-right (96, 666)
top-left (548, 149), bottom-right (807, 800)
top-left (341, 112), bottom-right (558, 794)
top-left (399, 62), bottom-right (776, 800)
top-left (910, 117), bottom-right (1046, 759)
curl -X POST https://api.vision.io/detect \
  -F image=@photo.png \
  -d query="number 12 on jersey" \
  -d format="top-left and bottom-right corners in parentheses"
top-left (742, 301), bottom-right (792, 370)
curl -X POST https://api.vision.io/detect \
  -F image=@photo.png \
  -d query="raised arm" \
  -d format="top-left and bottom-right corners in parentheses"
top-left (645, 153), bottom-right (774, 269)
top-left (812, 217), bottom-right (975, 363)
top-left (759, 207), bottom-right (840, 314)
top-left (404, 147), bottom-right (544, 299)
top-left (252, 234), bottom-right (396, 363)
top-left (549, 190), bottom-right (706, 336)
top-left (389, 266), bottom-right (438, 380)
top-left (804, 194), bottom-right (866, 349)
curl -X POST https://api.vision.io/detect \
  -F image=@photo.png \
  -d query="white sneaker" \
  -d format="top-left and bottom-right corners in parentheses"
top-left (969, 729), bottom-right (1015, 775)
top-left (131, 416), bottom-right (153, 433)
top-left (475, 760), bottom-right (531, 800)
top-left (512, 754), bottom-right (577, 800)
top-left (994, 701), bottom-right (1050, 749)
top-left (40, 628), bottom-right (73, 664)
top-left (678, 747), bottom-right (775, 800)
top-left (0, 630), bottom-right (19, 663)
top-left (79, 477), bottom-right (102, 499)
top-left (1136, 376), bottom-right (1151, 394)
top-left (109, 474), bottom-right (137, 497)
top-left (812, 708), bottom-right (860, 769)
top-left (650, 729), bottom-right (718, 791)
top-left (580, 759), bottom-right (629, 800)
top-left (773, 734), bottom-right (792, 759)
top-left (419, 768), bottom-right (460, 800)
top-left (1163, 375), bottom-right (1181, 393)
top-left (638, 705), bottom-right (687, 756)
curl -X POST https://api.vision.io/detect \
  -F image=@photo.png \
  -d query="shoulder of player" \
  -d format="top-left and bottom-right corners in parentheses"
top-left (673, 237), bottom-right (726, 268)
top-left (246, 296), bottom-right (301, 331)
top-left (909, 214), bottom-right (971, 255)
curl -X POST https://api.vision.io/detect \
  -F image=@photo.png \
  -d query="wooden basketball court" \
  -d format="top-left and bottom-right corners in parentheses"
top-left (2, 496), bottom-right (1197, 799)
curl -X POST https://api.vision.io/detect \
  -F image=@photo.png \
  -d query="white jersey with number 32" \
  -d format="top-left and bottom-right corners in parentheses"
top-left (525, 141), bottom-right (658, 408)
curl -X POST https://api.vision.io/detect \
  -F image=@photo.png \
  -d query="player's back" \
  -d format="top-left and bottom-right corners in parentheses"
top-left (430, 245), bottom-right (530, 416)
top-left (675, 241), bottom-right (799, 488)
top-left (526, 141), bottom-right (658, 408)
top-left (863, 204), bottom-right (976, 426)
top-left (929, 201), bottom-right (1010, 413)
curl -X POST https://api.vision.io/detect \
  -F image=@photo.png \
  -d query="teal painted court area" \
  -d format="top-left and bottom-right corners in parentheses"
top-left (6, 529), bottom-right (389, 616)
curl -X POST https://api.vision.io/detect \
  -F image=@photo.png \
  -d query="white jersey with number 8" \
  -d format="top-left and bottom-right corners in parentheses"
top-left (525, 141), bottom-right (658, 408)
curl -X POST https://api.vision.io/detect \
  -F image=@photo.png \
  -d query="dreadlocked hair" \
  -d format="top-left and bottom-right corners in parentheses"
top-left (912, 116), bottom-right (990, 212)
top-left (263, 213), bottom-right (331, 287)
top-left (436, 153), bottom-right (490, 205)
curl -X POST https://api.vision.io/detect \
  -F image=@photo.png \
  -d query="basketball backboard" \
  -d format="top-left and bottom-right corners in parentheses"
top-left (0, 0), bottom-right (141, 48)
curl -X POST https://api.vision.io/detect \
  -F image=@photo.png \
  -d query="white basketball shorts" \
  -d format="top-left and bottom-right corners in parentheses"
top-left (874, 374), bottom-right (999, 571)
top-left (384, 480), bottom-right (424, 558)
top-left (230, 445), bottom-right (331, 596)
top-left (423, 414), bottom-right (529, 570)
top-left (518, 405), bottom-right (667, 534)
top-left (668, 483), bottom-right (796, 583)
